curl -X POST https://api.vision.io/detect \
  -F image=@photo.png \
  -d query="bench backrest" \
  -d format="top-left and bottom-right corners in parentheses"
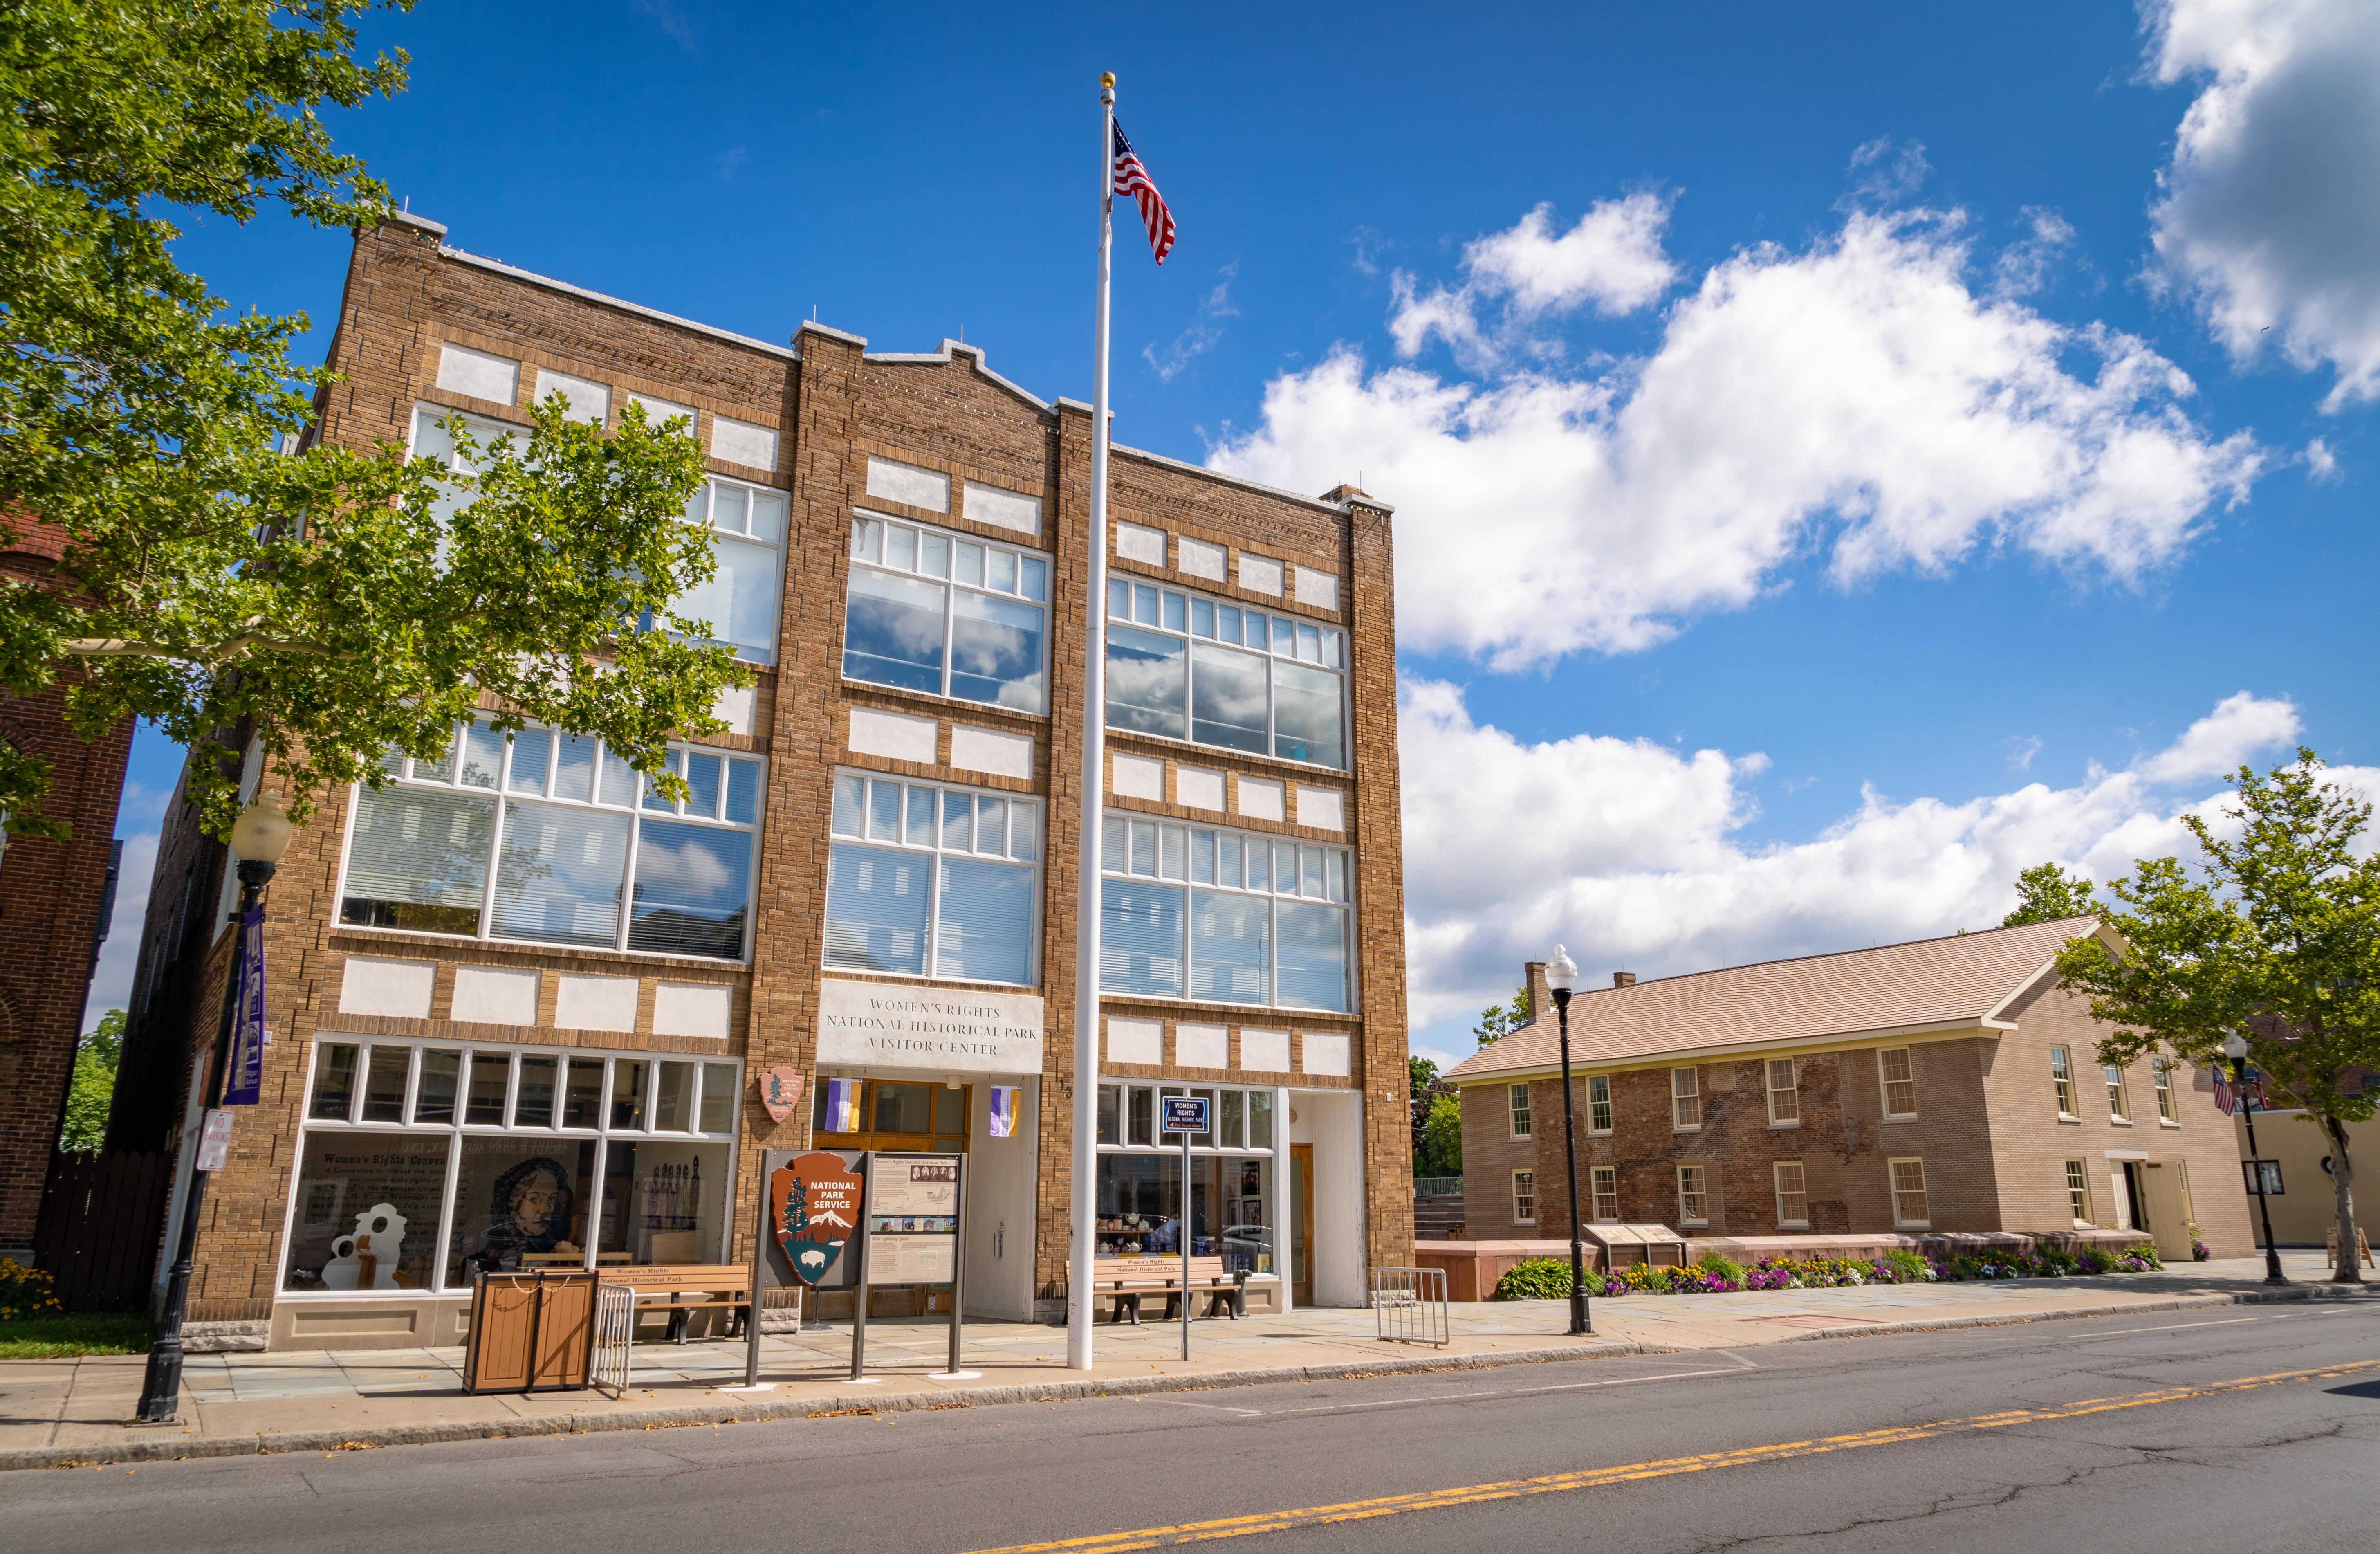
top-left (1095, 1255), bottom-right (1229, 1283)
top-left (596, 1264), bottom-right (751, 1294)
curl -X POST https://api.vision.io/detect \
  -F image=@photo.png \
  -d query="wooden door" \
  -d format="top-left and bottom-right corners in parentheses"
top-left (1290, 1143), bottom-right (1314, 1307)
top-left (2141, 1164), bottom-right (2193, 1262)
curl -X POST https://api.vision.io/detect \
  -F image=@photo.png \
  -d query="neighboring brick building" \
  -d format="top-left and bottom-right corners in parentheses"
top-left (1445, 918), bottom-right (2254, 1261)
top-left (0, 517), bottom-right (135, 1259)
top-left (124, 213), bottom-right (1410, 1350)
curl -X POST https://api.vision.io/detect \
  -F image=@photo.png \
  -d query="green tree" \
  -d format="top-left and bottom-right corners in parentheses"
top-left (1472, 985), bottom-right (1532, 1046)
top-left (2053, 752), bottom-right (2377, 1284)
top-left (0, 0), bottom-right (745, 840)
top-left (57, 1008), bottom-right (123, 1154)
top-left (2003, 862), bottom-right (2101, 927)
top-left (1409, 1056), bottom-right (1442, 1163)
top-left (1416, 1094), bottom-right (1463, 1178)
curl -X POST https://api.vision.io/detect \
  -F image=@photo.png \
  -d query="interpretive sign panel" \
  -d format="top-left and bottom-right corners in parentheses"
top-left (863, 1155), bottom-right (962, 1288)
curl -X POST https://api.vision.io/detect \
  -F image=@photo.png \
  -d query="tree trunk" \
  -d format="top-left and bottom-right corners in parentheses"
top-left (2326, 1113), bottom-right (2361, 1285)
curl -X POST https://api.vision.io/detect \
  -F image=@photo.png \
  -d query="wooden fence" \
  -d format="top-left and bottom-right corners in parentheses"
top-left (32, 1150), bottom-right (170, 1311)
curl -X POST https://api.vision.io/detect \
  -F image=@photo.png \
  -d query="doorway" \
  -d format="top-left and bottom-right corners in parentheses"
top-left (2121, 1162), bottom-right (2149, 1237)
top-left (813, 1078), bottom-right (971, 1154)
top-left (1290, 1143), bottom-right (1314, 1307)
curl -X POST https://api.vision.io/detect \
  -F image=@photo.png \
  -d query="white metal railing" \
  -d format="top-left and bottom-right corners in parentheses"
top-left (594, 1283), bottom-right (637, 1397)
top-left (1372, 1266), bottom-right (1449, 1346)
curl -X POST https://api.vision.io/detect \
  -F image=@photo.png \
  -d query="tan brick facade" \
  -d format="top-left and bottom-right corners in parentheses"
top-left (125, 218), bottom-right (1408, 1344)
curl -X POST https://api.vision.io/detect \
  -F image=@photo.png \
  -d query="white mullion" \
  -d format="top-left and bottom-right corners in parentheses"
top-left (348, 1046), bottom-right (366, 1125)
top-left (401, 1043), bottom-right (423, 1125)
top-left (619, 803), bottom-right (642, 954)
top-left (502, 1049), bottom-right (520, 1128)
top-left (583, 1080), bottom-right (610, 1271)
top-left (940, 573), bottom-right (958, 699)
top-left (429, 1113), bottom-right (467, 1292)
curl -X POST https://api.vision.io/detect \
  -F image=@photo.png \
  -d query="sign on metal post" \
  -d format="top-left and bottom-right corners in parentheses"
top-left (1160, 1096), bottom-right (1209, 1362)
top-left (855, 1152), bottom-right (967, 1381)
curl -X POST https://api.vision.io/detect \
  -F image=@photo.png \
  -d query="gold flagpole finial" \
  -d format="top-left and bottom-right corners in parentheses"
top-left (1100, 71), bottom-right (1115, 88)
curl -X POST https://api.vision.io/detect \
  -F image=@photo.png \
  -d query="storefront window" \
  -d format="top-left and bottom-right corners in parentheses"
top-left (284, 1040), bottom-right (741, 1295)
top-left (1093, 1153), bottom-right (1274, 1276)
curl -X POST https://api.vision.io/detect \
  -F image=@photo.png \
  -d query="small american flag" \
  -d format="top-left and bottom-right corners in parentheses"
top-left (1112, 120), bottom-right (1175, 265)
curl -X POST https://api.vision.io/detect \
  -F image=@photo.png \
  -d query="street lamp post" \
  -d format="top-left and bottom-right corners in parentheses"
top-left (137, 796), bottom-right (294, 1424)
top-left (2222, 1032), bottom-right (2288, 1286)
top-left (1546, 946), bottom-right (1590, 1336)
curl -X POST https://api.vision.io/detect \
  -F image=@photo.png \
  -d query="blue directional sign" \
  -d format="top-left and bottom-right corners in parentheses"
top-left (1160, 1096), bottom-right (1210, 1134)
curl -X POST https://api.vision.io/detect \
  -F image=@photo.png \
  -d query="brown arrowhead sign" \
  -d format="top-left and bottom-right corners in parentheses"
top-left (758, 1066), bottom-right (804, 1123)
top-left (771, 1151), bottom-right (861, 1285)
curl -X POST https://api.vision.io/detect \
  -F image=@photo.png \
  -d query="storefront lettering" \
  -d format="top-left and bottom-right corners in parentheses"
top-left (814, 979), bottom-right (1045, 1075)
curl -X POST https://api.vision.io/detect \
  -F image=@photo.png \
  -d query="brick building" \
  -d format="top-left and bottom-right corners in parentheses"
top-left (1445, 918), bottom-right (2254, 1262)
top-left (123, 213), bottom-right (1411, 1350)
top-left (0, 516), bottom-right (135, 1260)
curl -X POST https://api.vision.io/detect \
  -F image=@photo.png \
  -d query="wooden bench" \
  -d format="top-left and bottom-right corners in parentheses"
top-left (596, 1264), bottom-right (755, 1344)
top-left (1089, 1255), bottom-right (1246, 1324)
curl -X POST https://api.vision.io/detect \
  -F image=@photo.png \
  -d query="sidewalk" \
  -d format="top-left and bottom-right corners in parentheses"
top-left (4, 1253), bottom-right (2369, 1469)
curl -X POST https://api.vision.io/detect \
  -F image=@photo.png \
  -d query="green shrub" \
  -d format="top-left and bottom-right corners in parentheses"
top-left (1492, 1257), bottom-right (1576, 1300)
top-left (1696, 1250), bottom-right (1747, 1284)
top-left (1882, 1249), bottom-right (1928, 1282)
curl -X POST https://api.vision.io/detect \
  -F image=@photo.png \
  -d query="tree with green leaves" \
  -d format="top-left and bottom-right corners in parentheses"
top-left (1, 0), bottom-right (745, 841)
top-left (2053, 751), bottom-right (2376, 1284)
top-left (57, 1008), bottom-right (123, 1154)
top-left (2003, 861), bottom-right (2100, 927)
top-left (1472, 985), bottom-right (1532, 1046)
top-left (1415, 1093), bottom-right (1463, 1179)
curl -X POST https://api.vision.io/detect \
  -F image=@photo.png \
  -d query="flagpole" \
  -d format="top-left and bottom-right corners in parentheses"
top-left (1069, 69), bottom-right (1117, 1372)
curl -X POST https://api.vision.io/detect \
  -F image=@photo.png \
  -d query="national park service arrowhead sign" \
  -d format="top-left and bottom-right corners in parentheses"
top-left (771, 1151), bottom-right (861, 1285)
top-left (759, 1066), bottom-right (804, 1123)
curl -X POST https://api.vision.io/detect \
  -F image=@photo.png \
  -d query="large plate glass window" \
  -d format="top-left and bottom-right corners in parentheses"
top-left (1104, 578), bottom-right (1345, 769)
top-left (823, 771), bottom-right (1042, 986)
top-left (283, 1041), bottom-right (741, 1294)
top-left (1093, 1082), bottom-right (1275, 1277)
top-left (845, 514), bottom-right (1049, 712)
top-left (413, 408), bottom-right (783, 665)
top-left (1097, 812), bottom-right (1351, 1013)
top-left (340, 718), bottom-right (763, 961)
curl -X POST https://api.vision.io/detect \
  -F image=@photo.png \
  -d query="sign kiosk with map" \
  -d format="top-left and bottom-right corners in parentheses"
top-left (852, 1152), bottom-right (968, 1381)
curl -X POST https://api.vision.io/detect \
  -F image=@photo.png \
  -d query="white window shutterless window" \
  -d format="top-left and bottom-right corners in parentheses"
top-left (2153, 1059), bottom-right (2177, 1123)
top-left (340, 719), bottom-right (762, 961)
top-left (1889, 1158), bottom-right (1930, 1226)
top-left (824, 771), bottom-right (1042, 986)
top-left (1511, 1170), bottom-right (1535, 1225)
top-left (845, 514), bottom-right (1050, 713)
top-left (1507, 1083), bottom-right (1532, 1140)
top-left (1766, 1058), bottom-right (1799, 1125)
top-left (1097, 812), bottom-right (1352, 1013)
top-left (1878, 1048), bottom-right (1918, 1118)
top-left (1676, 1165), bottom-right (1708, 1225)
top-left (1103, 576), bottom-right (1347, 770)
top-left (2050, 1045), bottom-right (2077, 1116)
top-left (1590, 1166), bottom-right (1619, 1223)
top-left (2065, 1159), bottom-right (2094, 1225)
top-left (1587, 1074), bottom-right (1612, 1133)
top-left (674, 477), bottom-right (787, 665)
top-left (1772, 1161), bottom-right (1808, 1226)
top-left (2105, 1064), bottom-right (2130, 1121)
top-left (1671, 1068), bottom-right (1701, 1130)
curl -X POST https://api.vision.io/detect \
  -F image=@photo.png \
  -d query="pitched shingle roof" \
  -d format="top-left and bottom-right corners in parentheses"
top-left (1443, 916), bottom-right (2095, 1082)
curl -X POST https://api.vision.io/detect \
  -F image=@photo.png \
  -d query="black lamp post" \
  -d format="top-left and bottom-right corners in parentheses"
top-left (137, 797), bottom-right (294, 1424)
top-left (2223, 1031), bottom-right (2288, 1287)
top-left (1546, 946), bottom-right (1591, 1336)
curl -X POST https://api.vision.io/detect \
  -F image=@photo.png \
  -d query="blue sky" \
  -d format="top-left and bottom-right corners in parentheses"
top-left (95, 2), bottom-right (2380, 1063)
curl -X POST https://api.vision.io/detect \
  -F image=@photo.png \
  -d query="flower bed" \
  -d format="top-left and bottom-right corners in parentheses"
top-left (1489, 1241), bottom-right (2163, 1300)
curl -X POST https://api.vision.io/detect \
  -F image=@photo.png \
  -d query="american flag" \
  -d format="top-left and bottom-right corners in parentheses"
top-left (1112, 120), bottom-right (1175, 265)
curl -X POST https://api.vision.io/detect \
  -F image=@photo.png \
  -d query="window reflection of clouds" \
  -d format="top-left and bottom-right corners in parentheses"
top-left (1105, 625), bottom-right (1186, 738)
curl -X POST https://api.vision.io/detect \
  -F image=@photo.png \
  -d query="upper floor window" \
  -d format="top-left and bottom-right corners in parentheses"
top-left (1507, 1082), bottom-right (1532, 1139)
top-left (2050, 1045), bottom-right (2077, 1116)
top-left (2105, 1063), bottom-right (2130, 1121)
top-left (341, 718), bottom-right (761, 961)
top-left (413, 408), bottom-right (784, 665)
top-left (1097, 811), bottom-right (1350, 1013)
top-left (2153, 1058), bottom-right (2177, 1122)
top-left (846, 514), bottom-right (1049, 713)
top-left (1104, 577), bottom-right (1346, 770)
top-left (1587, 1074), bottom-right (1613, 1133)
top-left (1671, 1068), bottom-right (1701, 1130)
top-left (825, 771), bottom-right (1042, 987)
top-left (1878, 1048), bottom-right (1918, 1118)
top-left (1766, 1058), bottom-right (1799, 1125)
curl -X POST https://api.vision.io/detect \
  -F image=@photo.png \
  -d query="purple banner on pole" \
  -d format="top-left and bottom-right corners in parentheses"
top-left (222, 903), bottom-right (267, 1106)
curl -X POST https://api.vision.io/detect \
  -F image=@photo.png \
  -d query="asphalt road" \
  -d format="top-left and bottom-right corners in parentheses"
top-left (6, 1302), bottom-right (2378, 1552)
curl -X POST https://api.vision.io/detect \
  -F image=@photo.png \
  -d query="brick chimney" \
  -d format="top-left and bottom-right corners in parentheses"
top-left (1525, 960), bottom-right (1550, 1021)
top-left (1612, 971), bottom-right (1637, 988)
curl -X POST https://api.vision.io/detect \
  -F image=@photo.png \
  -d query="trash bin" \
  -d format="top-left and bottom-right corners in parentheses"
top-left (463, 1269), bottom-right (597, 1393)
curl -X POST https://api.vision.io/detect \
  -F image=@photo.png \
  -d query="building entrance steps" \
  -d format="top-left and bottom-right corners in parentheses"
top-left (2, 1253), bottom-right (2370, 1470)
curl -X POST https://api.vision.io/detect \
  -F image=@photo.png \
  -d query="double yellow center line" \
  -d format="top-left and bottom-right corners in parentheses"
top-left (962, 1356), bottom-right (2380, 1554)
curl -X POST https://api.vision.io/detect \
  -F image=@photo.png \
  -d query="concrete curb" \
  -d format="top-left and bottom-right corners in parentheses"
top-left (0, 1339), bottom-right (1651, 1472)
top-left (1774, 1282), bottom-right (2380, 1342)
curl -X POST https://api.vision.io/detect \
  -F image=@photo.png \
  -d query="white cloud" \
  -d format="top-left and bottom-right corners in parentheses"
top-left (2145, 0), bottom-right (2380, 407)
top-left (1845, 137), bottom-right (1933, 207)
top-left (83, 830), bottom-right (157, 1032)
top-left (1216, 207), bottom-right (2263, 670)
top-left (1388, 193), bottom-right (1676, 368)
top-left (2303, 436), bottom-right (2340, 481)
top-left (2134, 690), bottom-right (2303, 782)
top-left (1144, 265), bottom-right (1239, 383)
top-left (1398, 680), bottom-right (2372, 1060)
